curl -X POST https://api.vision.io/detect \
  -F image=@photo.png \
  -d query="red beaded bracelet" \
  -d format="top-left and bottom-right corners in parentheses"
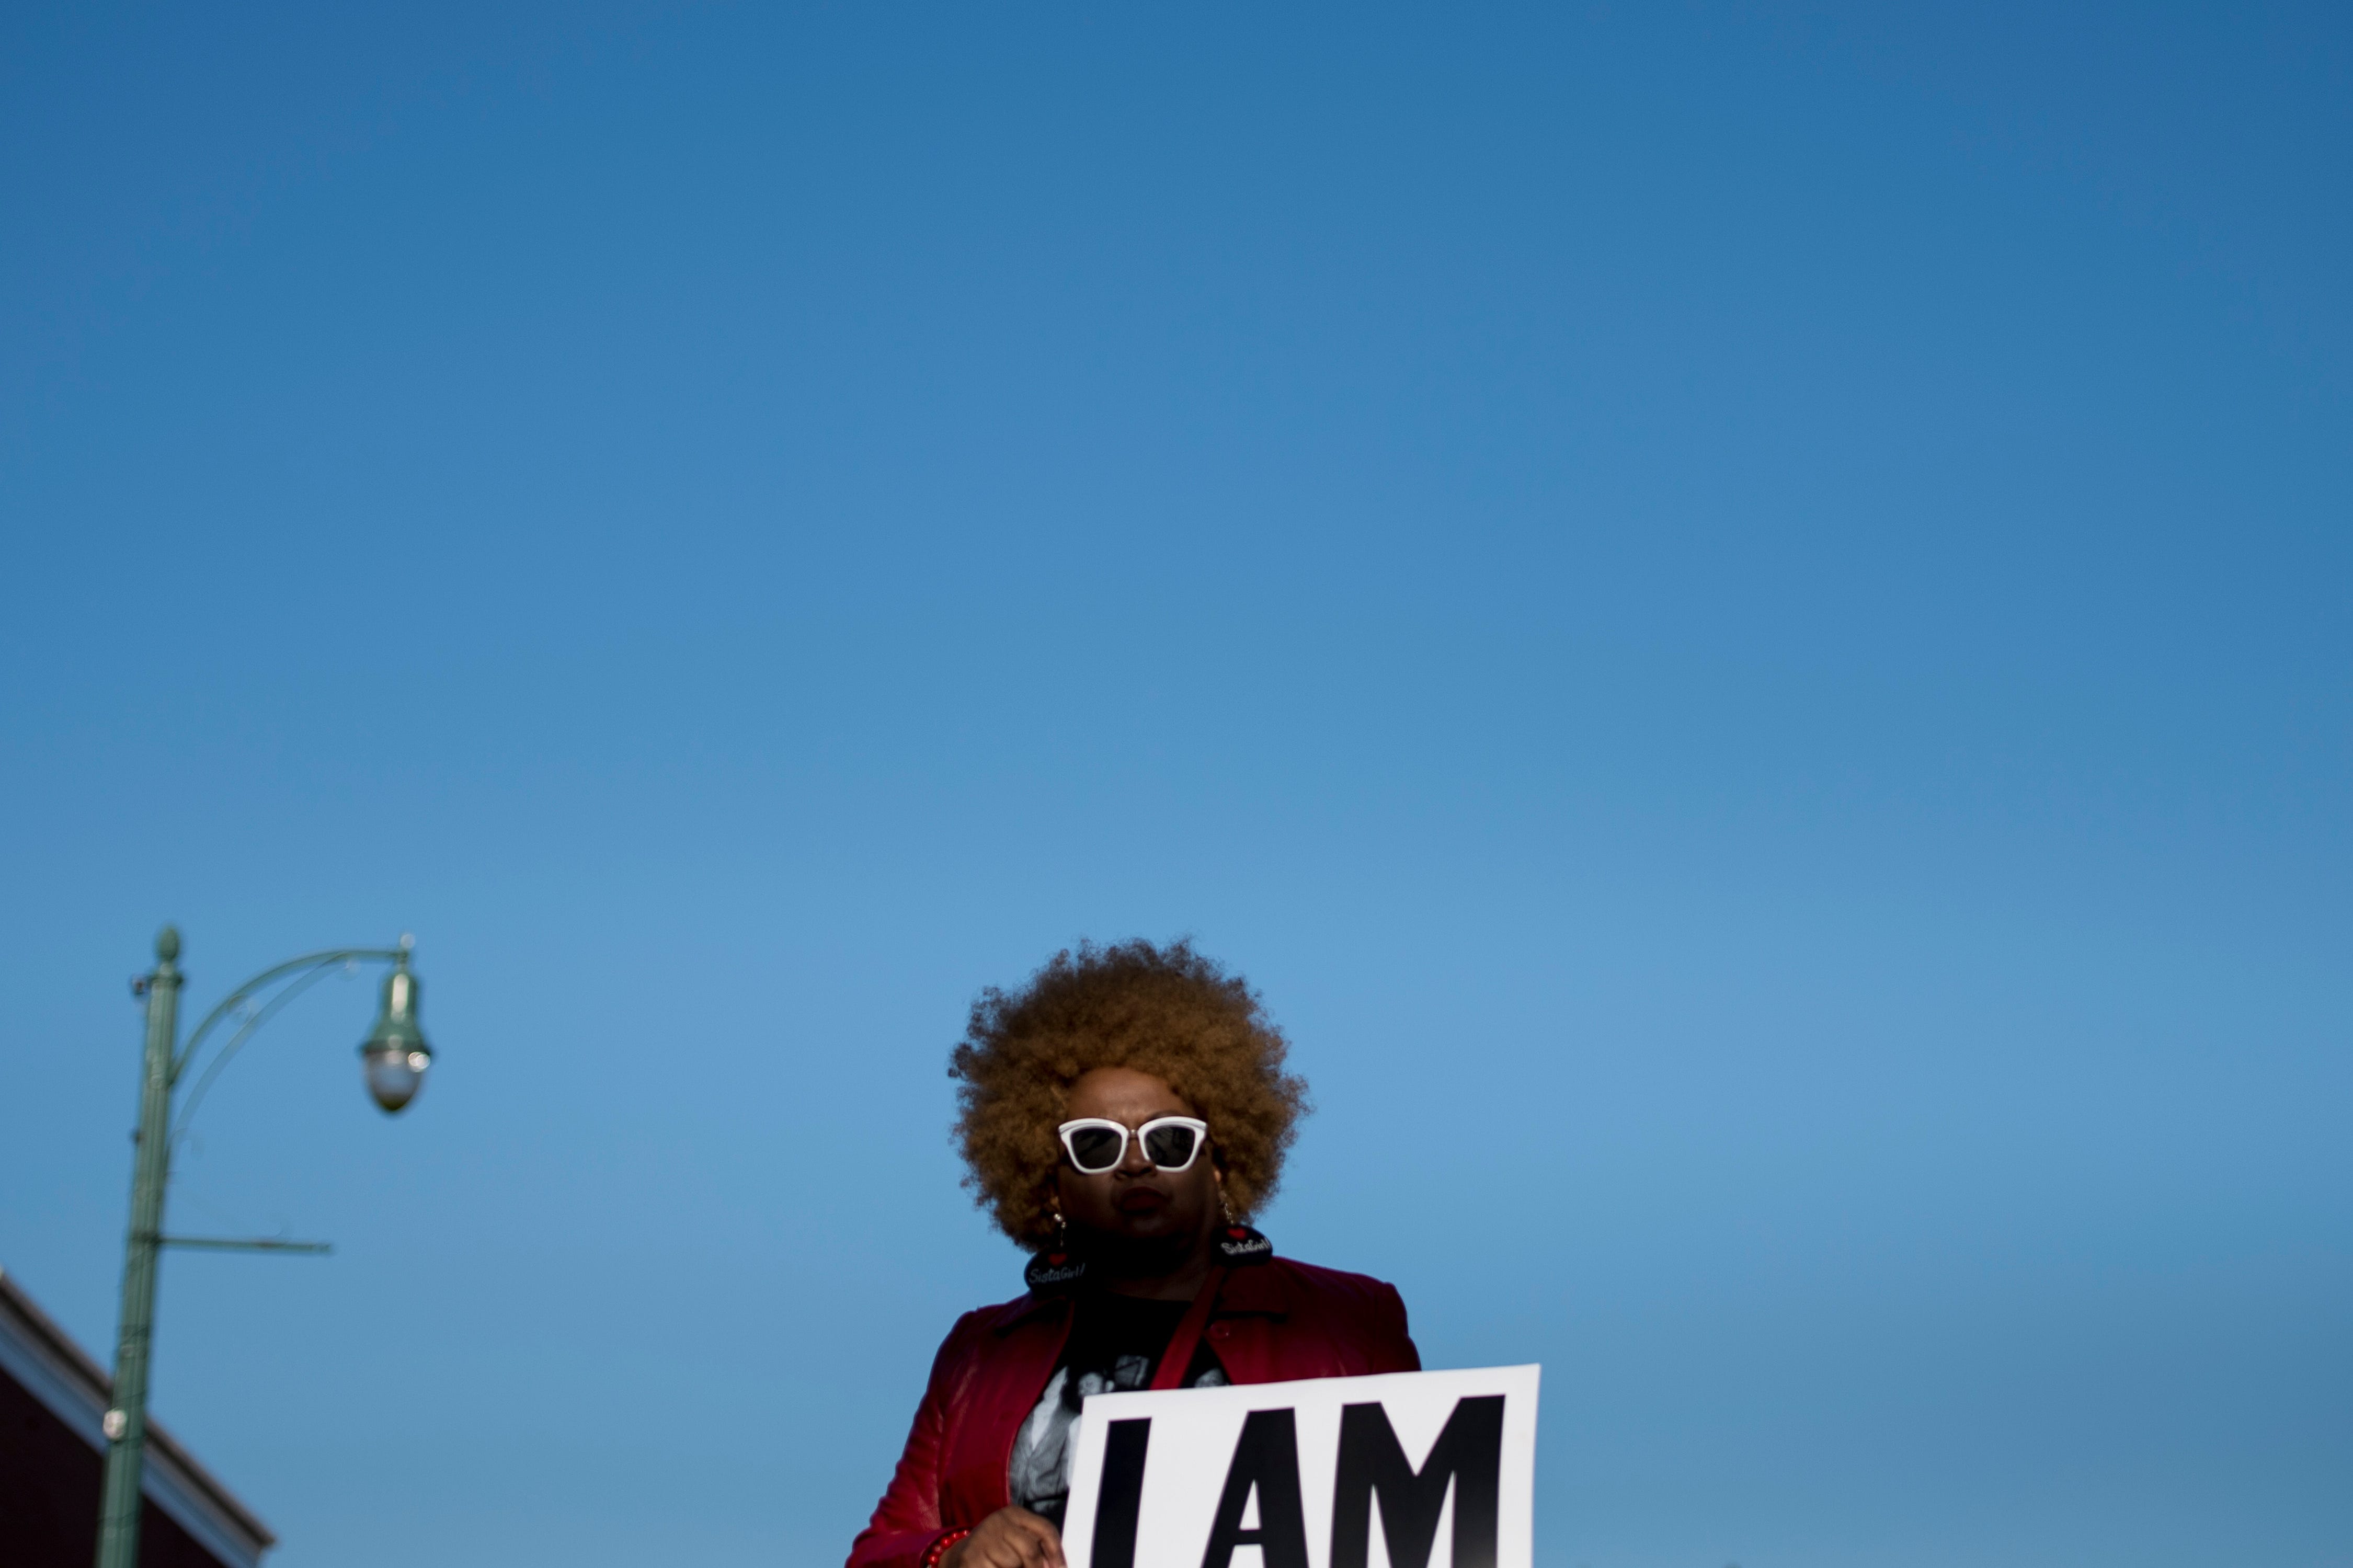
top-left (921, 1527), bottom-right (973, 1568)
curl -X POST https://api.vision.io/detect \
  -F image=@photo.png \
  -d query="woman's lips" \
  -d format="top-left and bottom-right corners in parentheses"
top-left (1115, 1187), bottom-right (1170, 1214)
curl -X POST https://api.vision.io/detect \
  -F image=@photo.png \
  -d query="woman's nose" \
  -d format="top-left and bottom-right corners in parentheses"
top-left (1117, 1132), bottom-right (1154, 1174)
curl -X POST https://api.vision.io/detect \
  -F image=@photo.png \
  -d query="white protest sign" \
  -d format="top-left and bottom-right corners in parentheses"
top-left (1061, 1365), bottom-right (1539, 1568)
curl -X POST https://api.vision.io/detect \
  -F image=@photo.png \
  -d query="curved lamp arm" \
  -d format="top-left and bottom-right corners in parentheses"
top-left (170, 942), bottom-right (414, 1125)
top-left (172, 946), bottom-right (412, 1083)
top-left (169, 963), bottom-right (346, 1139)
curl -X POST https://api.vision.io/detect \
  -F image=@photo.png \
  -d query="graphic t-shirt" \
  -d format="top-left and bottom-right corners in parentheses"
top-left (1006, 1291), bottom-right (1229, 1527)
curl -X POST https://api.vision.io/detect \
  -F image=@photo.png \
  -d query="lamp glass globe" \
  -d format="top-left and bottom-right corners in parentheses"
top-left (362, 1045), bottom-right (429, 1113)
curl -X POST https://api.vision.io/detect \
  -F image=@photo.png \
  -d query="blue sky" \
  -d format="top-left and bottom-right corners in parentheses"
top-left (2, 4), bottom-right (2347, 1566)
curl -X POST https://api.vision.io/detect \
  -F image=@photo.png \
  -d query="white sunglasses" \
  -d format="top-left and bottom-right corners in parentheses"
top-left (1057, 1116), bottom-right (1210, 1174)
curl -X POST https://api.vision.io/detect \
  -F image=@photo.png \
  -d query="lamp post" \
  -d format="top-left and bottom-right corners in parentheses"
top-left (96, 925), bottom-right (433, 1568)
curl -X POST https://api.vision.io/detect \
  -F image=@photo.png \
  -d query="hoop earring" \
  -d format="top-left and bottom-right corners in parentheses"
top-left (1219, 1189), bottom-right (1235, 1224)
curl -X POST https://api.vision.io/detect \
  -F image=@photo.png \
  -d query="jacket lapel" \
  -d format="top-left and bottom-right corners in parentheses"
top-left (943, 1295), bottom-right (1071, 1519)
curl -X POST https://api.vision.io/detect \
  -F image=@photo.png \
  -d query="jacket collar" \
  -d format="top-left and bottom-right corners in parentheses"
top-left (989, 1291), bottom-right (1064, 1333)
top-left (1210, 1259), bottom-right (1290, 1318)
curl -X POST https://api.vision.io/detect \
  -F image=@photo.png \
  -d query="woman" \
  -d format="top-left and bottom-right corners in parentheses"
top-left (850, 940), bottom-right (1420, 1568)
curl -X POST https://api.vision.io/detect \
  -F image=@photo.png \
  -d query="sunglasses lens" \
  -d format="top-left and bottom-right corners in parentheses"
top-left (1141, 1123), bottom-right (1201, 1170)
top-left (1066, 1125), bottom-right (1126, 1172)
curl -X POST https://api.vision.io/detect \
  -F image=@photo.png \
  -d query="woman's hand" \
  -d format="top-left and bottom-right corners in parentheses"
top-left (942, 1507), bottom-right (1065, 1568)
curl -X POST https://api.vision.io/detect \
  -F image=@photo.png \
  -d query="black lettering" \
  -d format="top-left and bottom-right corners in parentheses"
top-left (1091, 1418), bottom-right (1153, 1568)
top-left (1330, 1396), bottom-right (1505, 1568)
top-left (1199, 1408), bottom-right (1311, 1568)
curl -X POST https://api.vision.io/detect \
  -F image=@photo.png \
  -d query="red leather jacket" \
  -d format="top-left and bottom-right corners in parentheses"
top-left (849, 1258), bottom-right (1420, 1568)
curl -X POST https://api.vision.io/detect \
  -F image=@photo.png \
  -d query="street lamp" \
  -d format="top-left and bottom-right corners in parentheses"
top-left (359, 962), bottom-right (432, 1112)
top-left (96, 925), bottom-right (433, 1568)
